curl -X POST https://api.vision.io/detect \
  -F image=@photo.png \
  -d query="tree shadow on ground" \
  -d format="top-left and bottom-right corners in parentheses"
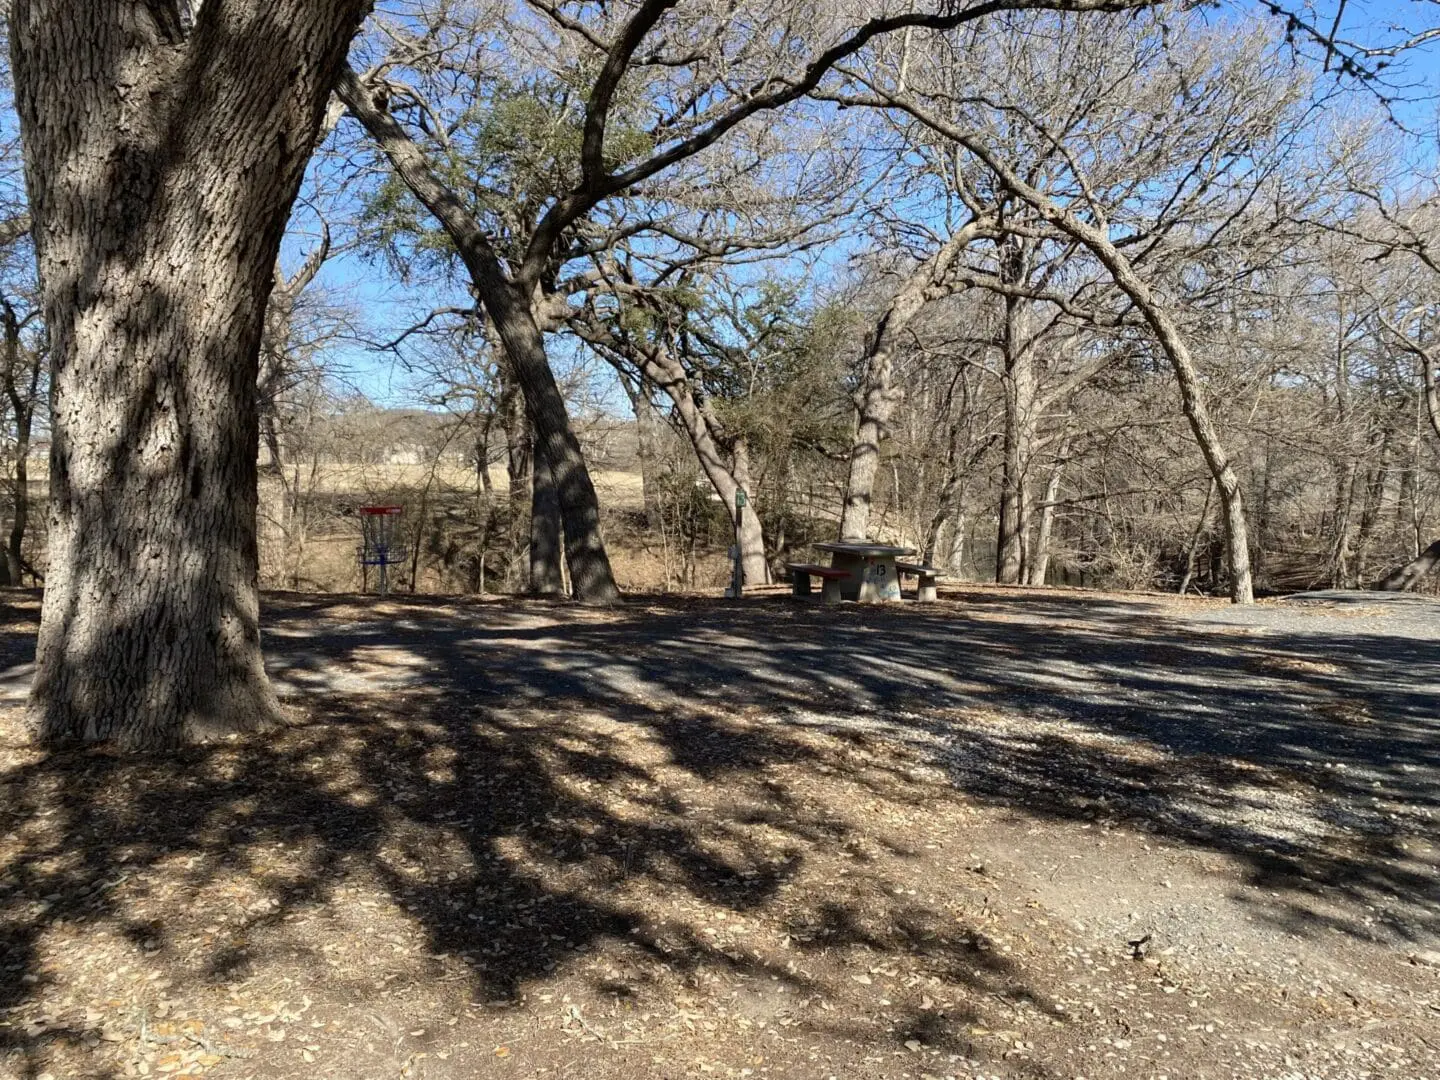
top-left (0, 585), bottom-right (1435, 1077)
top-left (257, 587), bottom-right (1440, 946)
top-left (0, 589), bottom-right (1060, 1078)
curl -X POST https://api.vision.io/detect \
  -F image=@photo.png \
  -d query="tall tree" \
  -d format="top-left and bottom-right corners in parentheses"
top-left (9, 0), bottom-right (372, 748)
top-left (337, 68), bottom-right (620, 601)
top-left (341, 0), bottom-right (1169, 599)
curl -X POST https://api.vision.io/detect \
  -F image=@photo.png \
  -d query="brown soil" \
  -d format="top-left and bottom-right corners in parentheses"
top-left (0, 585), bottom-right (1437, 1080)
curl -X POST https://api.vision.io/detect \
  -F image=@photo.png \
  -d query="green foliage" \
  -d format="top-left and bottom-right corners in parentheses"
top-left (358, 69), bottom-right (657, 281)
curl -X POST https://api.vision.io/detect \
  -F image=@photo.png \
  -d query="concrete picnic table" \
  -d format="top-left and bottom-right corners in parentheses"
top-left (814, 541), bottom-right (916, 602)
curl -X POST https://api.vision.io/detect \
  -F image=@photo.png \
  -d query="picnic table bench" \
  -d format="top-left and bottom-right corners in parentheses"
top-left (788, 543), bottom-right (943, 604)
top-left (786, 562), bottom-right (848, 604)
top-left (895, 562), bottom-right (943, 602)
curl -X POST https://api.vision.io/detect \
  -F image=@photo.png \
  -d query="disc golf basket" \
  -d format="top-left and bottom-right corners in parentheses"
top-left (357, 505), bottom-right (407, 595)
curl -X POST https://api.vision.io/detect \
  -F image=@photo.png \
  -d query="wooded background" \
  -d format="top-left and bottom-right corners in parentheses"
top-left (4, 1), bottom-right (1440, 603)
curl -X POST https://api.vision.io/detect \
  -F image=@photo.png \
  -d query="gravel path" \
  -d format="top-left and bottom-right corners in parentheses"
top-left (262, 585), bottom-right (1440, 1076)
top-left (1, 583), bottom-right (1437, 1079)
top-left (243, 586), bottom-right (1439, 946)
top-left (7, 585), bottom-right (1436, 938)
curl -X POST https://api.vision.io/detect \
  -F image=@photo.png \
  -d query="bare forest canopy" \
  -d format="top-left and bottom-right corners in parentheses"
top-left (5, 0), bottom-right (1440, 743)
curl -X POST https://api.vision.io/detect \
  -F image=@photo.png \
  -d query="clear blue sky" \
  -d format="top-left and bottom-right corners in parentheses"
top-left (302, 0), bottom-right (1440, 412)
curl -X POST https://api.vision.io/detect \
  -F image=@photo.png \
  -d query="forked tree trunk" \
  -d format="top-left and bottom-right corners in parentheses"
top-left (338, 69), bottom-right (619, 604)
top-left (494, 302), bottom-right (617, 603)
top-left (11, 0), bottom-right (371, 747)
top-left (838, 218), bottom-right (985, 540)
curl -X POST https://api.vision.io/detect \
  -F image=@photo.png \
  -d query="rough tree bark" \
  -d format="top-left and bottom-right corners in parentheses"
top-left (10, 0), bottom-right (372, 747)
top-left (838, 218), bottom-right (987, 539)
top-left (529, 446), bottom-right (565, 596)
top-left (337, 68), bottom-right (619, 603)
top-left (501, 367), bottom-right (532, 504)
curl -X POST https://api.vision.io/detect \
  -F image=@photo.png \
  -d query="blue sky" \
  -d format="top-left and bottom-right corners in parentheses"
top-left (298, 0), bottom-right (1440, 411)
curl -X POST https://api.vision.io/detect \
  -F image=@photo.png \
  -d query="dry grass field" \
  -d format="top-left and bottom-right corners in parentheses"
top-left (251, 463), bottom-right (649, 509)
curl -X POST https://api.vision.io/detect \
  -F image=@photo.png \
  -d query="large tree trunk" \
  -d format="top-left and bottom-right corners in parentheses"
top-left (337, 68), bottom-right (619, 604)
top-left (11, 0), bottom-right (370, 748)
top-left (838, 219), bottom-right (985, 540)
top-left (499, 306), bottom-right (618, 602)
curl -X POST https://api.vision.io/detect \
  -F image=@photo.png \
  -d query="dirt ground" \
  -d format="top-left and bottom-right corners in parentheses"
top-left (1, 584), bottom-right (1437, 1080)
